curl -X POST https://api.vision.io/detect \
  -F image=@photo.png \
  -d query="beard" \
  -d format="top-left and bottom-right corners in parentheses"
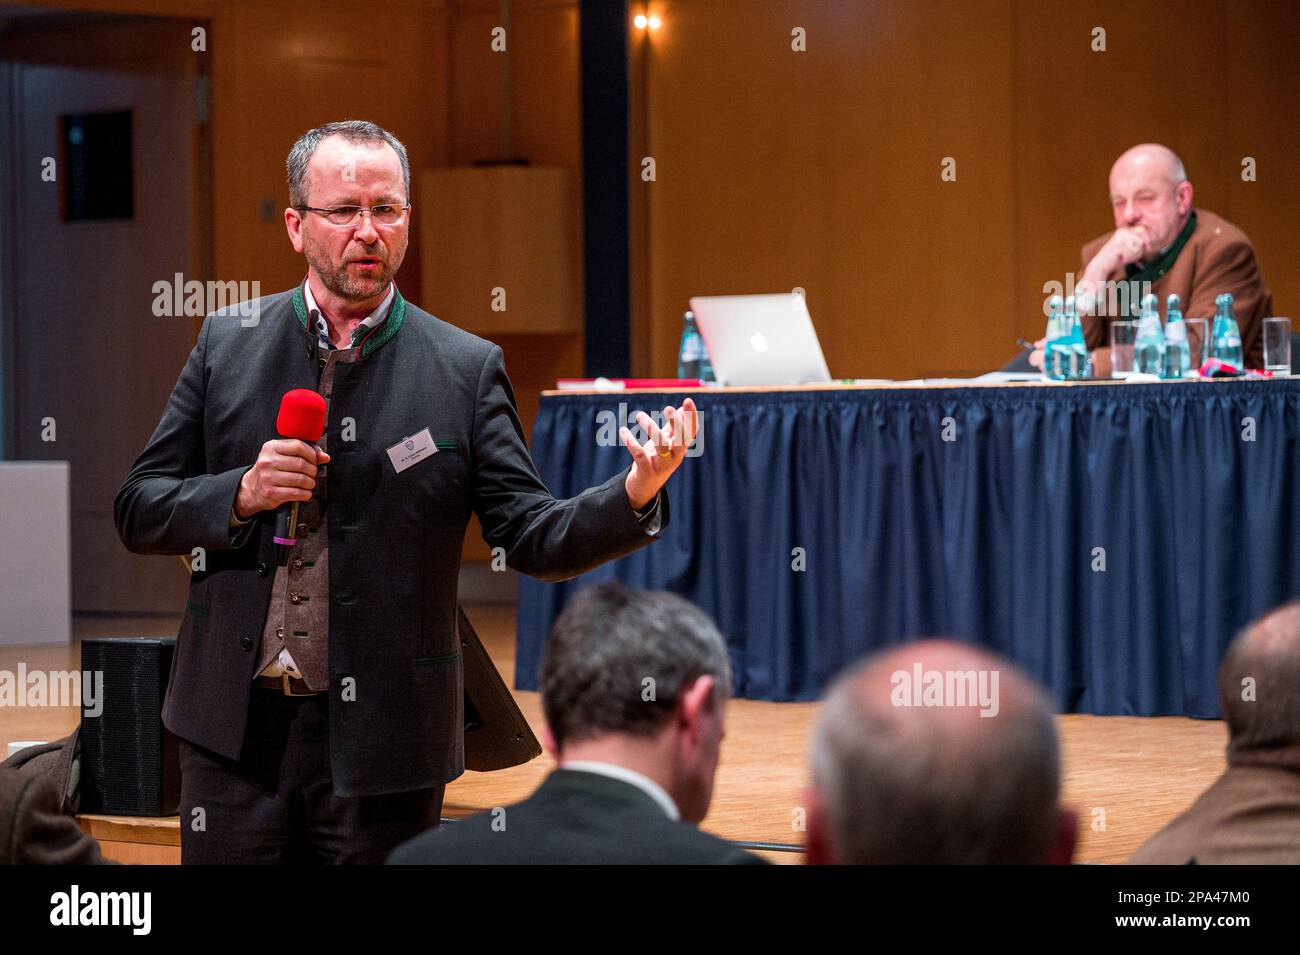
top-left (303, 229), bottom-right (406, 301)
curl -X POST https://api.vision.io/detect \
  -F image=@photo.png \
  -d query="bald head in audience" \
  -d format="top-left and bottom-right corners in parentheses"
top-left (1219, 602), bottom-right (1300, 760)
top-left (805, 640), bottom-right (1075, 865)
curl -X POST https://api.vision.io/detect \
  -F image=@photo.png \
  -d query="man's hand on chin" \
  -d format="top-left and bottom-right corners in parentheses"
top-left (620, 397), bottom-right (700, 510)
top-left (1086, 226), bottom-right (1150, 283)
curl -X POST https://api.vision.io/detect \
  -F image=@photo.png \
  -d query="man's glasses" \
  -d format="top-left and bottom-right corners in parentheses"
top-left (297, 204), bottom-right (411, 227)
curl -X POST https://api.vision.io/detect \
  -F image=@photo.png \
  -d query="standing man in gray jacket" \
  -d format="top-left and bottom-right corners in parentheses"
top-left (115, 120), bottom-right (698, 864)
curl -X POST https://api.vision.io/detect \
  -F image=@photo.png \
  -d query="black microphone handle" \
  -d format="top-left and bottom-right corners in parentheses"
top-left (273, 500), bottom-right (300, 549)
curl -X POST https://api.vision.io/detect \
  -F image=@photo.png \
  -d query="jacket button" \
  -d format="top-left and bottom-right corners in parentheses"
top-left (240, 636), bottom-right (253, 651)
top-left (289, 592), bottom-right (301, 605)
top-left (256, 562), bottom-right (268, 576)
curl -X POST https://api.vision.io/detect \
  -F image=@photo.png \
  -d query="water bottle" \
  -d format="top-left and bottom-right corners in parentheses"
top-left (1043, 294), bottom-right (1067, 380)
top-left (1210, 293), bottom-right (1243, 368)
top-left (1064, 295), bottom-right (1089, 379)
top-left (1162, 293), bottom-right (1190, 379)
top-left (677, 310), bottom-right (704, 379)
top-left (1134, 293), bottom-right (1166, 376)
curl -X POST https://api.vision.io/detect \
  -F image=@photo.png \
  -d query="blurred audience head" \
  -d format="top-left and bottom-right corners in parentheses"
top-left (1108, 142), bottom-right (1194, 252)
top-left (541, 582), bottom-right (732, 824)
top-left (1220, 601), bottom-right (1300, 761)
top-left (806, 639), bottom-right (1075, 864)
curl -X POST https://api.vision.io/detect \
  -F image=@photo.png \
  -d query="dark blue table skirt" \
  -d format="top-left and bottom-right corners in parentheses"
top-left (516, 380), bottom-right (1300, 716)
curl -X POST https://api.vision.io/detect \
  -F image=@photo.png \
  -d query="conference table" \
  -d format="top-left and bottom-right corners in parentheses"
top-left (516, 377), bottom-right (1300, 718)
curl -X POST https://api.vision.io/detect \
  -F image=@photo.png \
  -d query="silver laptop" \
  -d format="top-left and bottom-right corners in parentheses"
top-left (689, 293), bottom-right (832, 386)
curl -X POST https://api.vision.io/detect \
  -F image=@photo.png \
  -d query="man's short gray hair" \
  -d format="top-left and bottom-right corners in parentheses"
top-left (541, 582), bottom-right (731, 750)
top-left (810, 647), bottom-right (1061, 864)
top-left (285, 120), bottom-right (410, 208)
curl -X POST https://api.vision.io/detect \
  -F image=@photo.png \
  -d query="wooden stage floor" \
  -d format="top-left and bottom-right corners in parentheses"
top-left (1, 605), bottom-right (1227, 864)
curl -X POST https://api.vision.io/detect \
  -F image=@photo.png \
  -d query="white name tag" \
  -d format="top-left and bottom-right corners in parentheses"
top-left (386, 427), bottom-right (437, 473)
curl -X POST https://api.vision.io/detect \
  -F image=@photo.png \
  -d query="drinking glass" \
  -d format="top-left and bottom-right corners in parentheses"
top-left (1110, 321), bottom-right (1137, 379)
top-left (1264, 317), bottom-right (1292, 374)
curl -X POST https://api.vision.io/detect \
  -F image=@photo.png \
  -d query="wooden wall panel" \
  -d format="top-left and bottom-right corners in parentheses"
top-left (449, 0), bottom-right (582, 167)
top-left (1013, 0), bottom-right (1229, 333)
top-left (639, 0), bottom-right (1300, 377)
top-left (639, 0), bottom-right (1018, 379)
top-left (24, 0), bottom-right (1300, 380)
top-left (447, 0), bottom-right (584, 560)
top-left (420, 166), bottom-right (581, 335)
top-left (447, 0), bottom-right (585, 556)
top-left (17, 0), bottom-right (453, 308)
top-left (207, 0), bottom-right (450, 308)
top-left (1222, 0), bottom-right (1300, 322)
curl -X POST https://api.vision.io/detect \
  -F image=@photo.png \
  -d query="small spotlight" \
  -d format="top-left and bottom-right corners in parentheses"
top-left (634, 13), bottom-right (648, 29)
top-left (648, 15), bottom-right (662, 29)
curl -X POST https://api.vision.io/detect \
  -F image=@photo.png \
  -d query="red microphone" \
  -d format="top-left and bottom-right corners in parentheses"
top-left (273, 389), bottom-right (328, 551)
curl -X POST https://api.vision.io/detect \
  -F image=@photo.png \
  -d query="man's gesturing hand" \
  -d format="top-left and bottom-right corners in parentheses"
top-left (621, 397), bottom-right (700, 511)
top-left (234, 439), bottom-right (331, 519)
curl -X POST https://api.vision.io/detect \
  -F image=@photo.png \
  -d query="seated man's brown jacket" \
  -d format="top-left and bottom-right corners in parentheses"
top-left (1127, 759), bottom-right (1300, 865)
top-left (1, 733), bottom-right (109, 865)
top-left (1082, 208), bottom-right (1273, 369)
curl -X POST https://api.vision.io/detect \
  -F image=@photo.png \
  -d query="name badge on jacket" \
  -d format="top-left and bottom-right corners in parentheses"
top-left (386, 427), bottom-right (437, 473)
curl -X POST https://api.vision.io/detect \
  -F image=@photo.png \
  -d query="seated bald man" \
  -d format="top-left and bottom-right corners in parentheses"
top-left (1032, 143), bottom-right (1273, 373)
top-left (804, 640), bottom-right (1076, 864)
top-left (1129, 601), bottom-right (1300, 864)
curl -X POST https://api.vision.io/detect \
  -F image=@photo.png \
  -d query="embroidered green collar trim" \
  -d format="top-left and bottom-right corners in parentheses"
top-left (291, 283), bottom-right (406, 360)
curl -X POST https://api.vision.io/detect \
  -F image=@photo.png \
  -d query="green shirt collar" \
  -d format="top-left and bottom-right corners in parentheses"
top-left (1125, 210), bottom-right (1197, 286)
top-left (291, 281), bottom-right (406, 360)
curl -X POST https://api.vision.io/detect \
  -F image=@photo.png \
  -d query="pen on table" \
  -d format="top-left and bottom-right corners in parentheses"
top-left (1016, 338), bottom-right (1038, 352)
